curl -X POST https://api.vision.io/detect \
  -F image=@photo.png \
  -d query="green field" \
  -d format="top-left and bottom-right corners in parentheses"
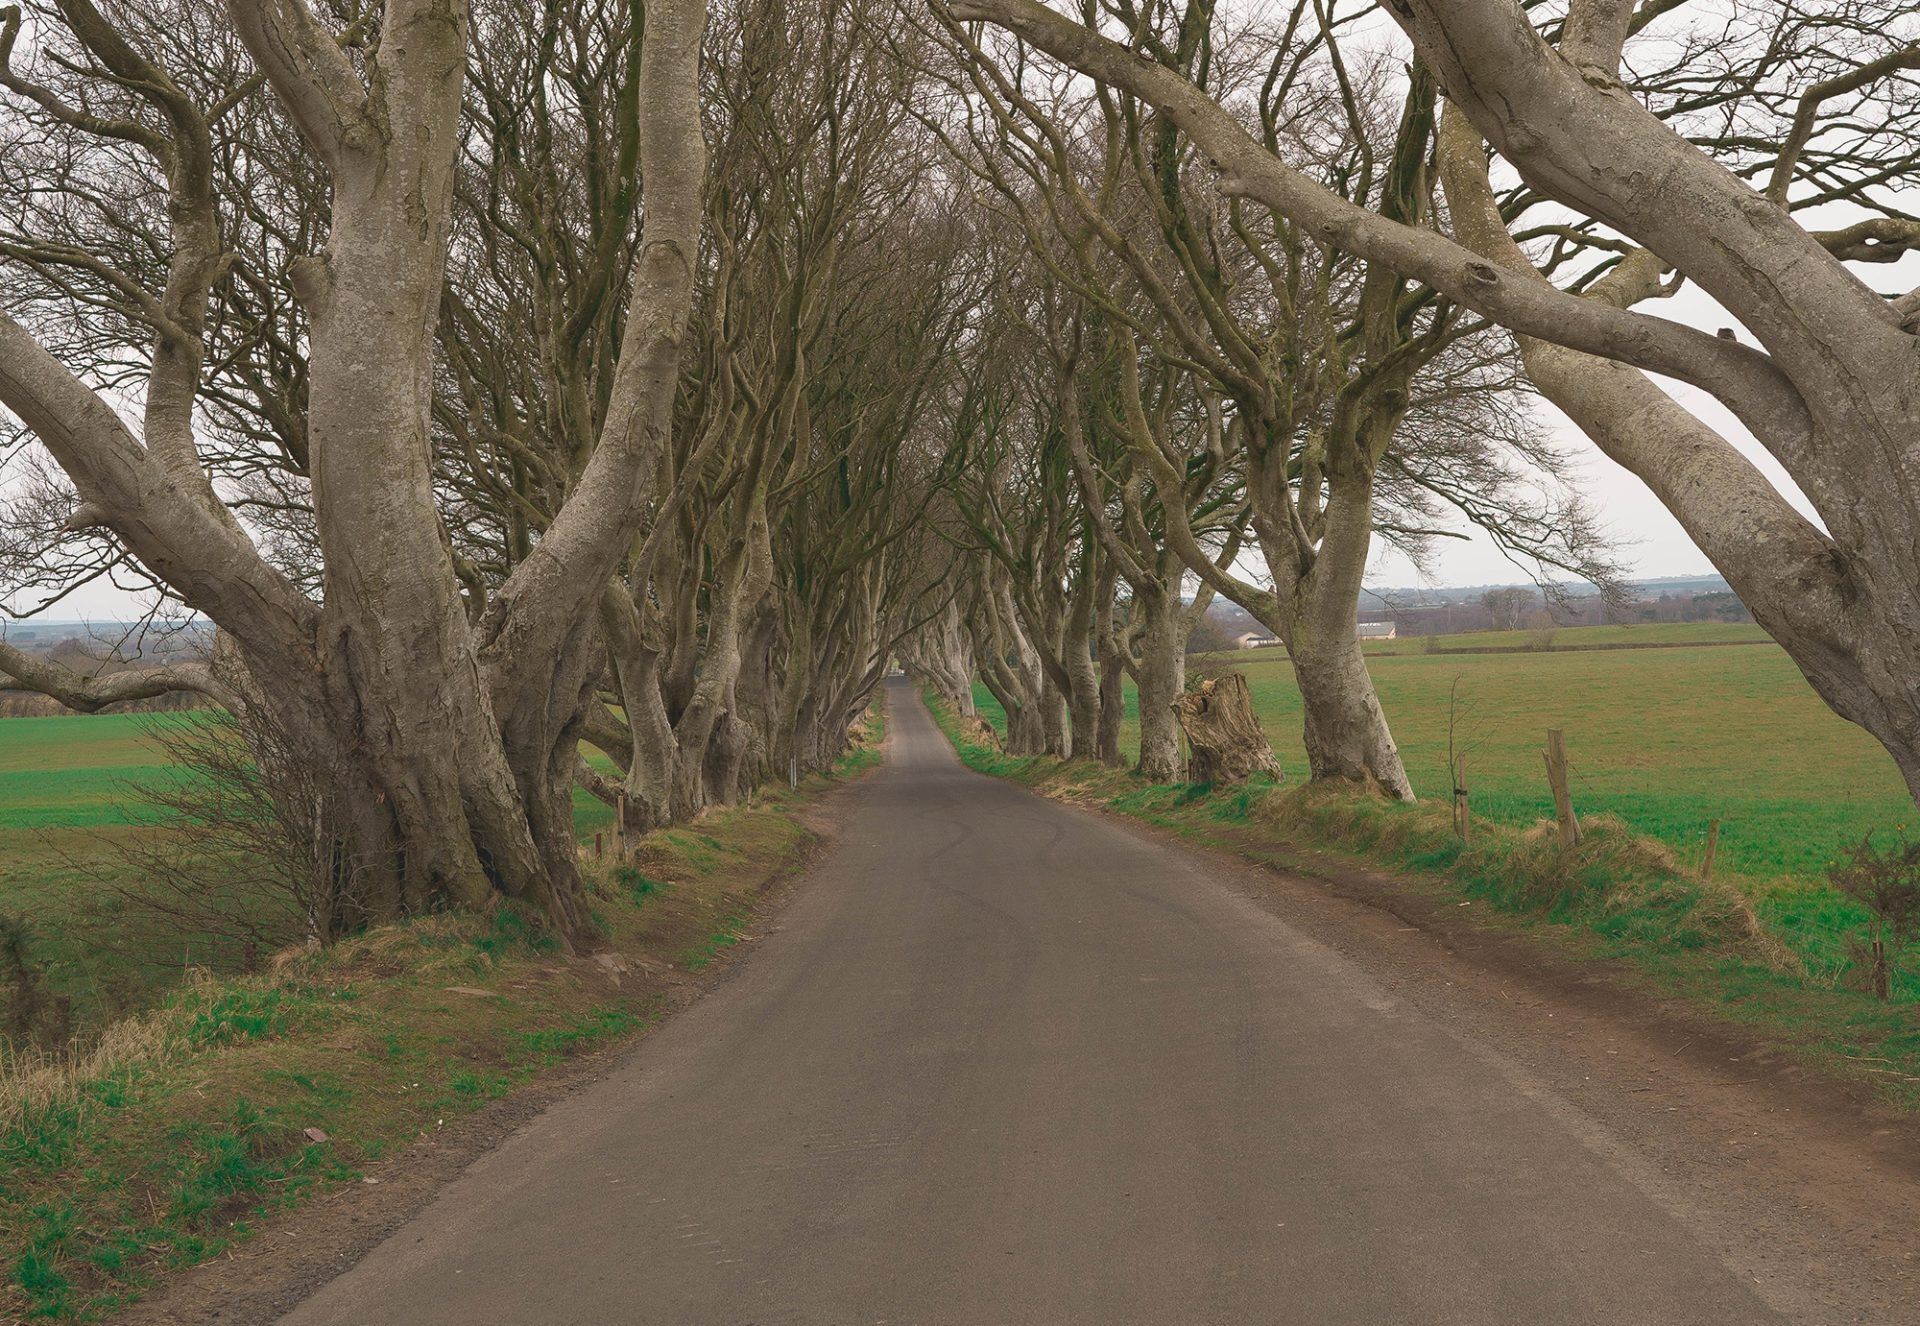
top-left (975, 623), bottom-right (1912, 886)
top-left (0, 714), bottom-right (179, 832)
top-left (1355, 620), bottom-right (1773, 655)
top-left (0, 713), bottom-right (620, 1028)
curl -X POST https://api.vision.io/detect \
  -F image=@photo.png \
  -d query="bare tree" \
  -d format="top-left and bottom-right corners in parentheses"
top-left (952, 0), bottom-right (1920, 813)
top-left (0, 0), bottom-right (707, 940)
top-left (930, 0), bottom-right (1615, 794)
top-left (1482, 587), bottom-right (1533, 633)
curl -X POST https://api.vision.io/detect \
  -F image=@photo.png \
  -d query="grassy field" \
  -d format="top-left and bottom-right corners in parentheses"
top-left (1356, 620), bottom-right (1773, 654)
top-left (0, 713), bottom-right (623, 1030)
top-left (0, 716), bottom-right (180, 833)
top-left (1, 715), bottom-right (195, 1027)
top-left (974, 623), bottom-right (1912, 887)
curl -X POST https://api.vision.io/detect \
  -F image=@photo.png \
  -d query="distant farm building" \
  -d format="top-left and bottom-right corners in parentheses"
top-left (1357, 621), bottom-right (1398, 640)
top-left (1234, 632), bottom-right (1281, 650)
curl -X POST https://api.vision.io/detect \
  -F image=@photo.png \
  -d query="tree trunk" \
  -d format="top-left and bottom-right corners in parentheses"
top-left (1038, 671), bottom-right (1070, 758)
top-left (1097, 650), bottom-right (1127, 767)
top-left (1004, 697), bottom-right (1047, 755)
top-left (1282, 482), bottom-right (1415, 800)
top-left (1288, 619), bottom-right (1412, 799)
top-left (1133, 590), bottom-right (1186, 781)
top-left (666, 519), bottom-right (773, 821)
top-left (979, 579), bottom-right (1051, 756)
top-left (1094, 566), bottom-right (1127, 767)
top-left (905, 599), bottom-right (977, 715)
top-left (273, 0), bottom-right (558, 920)
top-left (1064, 570), bottom-right (1101, 759)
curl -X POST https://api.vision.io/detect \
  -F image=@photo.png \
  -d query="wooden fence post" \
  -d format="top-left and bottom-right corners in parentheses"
top-left (614, 791), bottom-right (627, 859)
top-left (1544, 728), bottom-right (1580, 848)
top-left (593, 832), bottom-right (604, 860)
top-left (1452, 754), bottom-right (1470, 845)
top-left (1701, 818), bottom-right (1721, 884)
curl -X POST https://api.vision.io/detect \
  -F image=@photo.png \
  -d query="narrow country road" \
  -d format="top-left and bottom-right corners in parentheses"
top-left (275, 681), bottom-right (1898, 1325)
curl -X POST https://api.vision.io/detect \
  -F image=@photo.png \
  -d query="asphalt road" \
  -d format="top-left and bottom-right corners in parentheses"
top-left (277, 679), bottom-right (1807, 1325)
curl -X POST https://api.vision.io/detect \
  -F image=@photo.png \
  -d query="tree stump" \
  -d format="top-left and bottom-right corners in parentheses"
top-left (1173, 673), bottom-right (1283, 784)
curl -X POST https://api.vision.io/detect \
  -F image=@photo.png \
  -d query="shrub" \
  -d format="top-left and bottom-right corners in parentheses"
top-left (1826, 833), bottom-right (1920, 999)
top-left (0, 916), bottom-right (70, 1048)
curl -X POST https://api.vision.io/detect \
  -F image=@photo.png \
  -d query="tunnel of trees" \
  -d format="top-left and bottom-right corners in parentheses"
top-left (3, 0), bottom-right (1918, 944)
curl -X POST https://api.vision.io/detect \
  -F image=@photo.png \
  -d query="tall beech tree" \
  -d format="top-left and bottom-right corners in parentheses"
top-left (952, 0), bottom-right (1920, 808)
top-left (0, 0), bottom-right (704, 941)
top-left (932, 0), bottom-right (1610, 794)
top-left (2, 0), bottom-right (968, 944)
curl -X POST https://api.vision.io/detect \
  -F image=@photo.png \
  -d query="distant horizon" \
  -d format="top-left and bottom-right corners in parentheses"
top-left (3, 569), bottom-right (1740, 632)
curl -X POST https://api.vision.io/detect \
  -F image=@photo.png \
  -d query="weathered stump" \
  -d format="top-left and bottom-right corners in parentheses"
top-left (1174, 673), bottom-right (1283, 784)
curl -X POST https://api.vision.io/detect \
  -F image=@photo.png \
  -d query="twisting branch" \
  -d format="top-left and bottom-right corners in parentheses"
top-left (945, 0), bottom-right (1813, 455)
top-left (222, 0), bottom-right (370, 169)
top-left (0, 638), bottom-right (237, 712)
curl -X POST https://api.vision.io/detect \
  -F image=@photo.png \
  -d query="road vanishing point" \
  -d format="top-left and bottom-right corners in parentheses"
top-left (274, 679), bottom-right (1915, 1325)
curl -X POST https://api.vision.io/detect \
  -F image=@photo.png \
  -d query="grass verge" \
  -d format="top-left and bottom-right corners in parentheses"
top-left (0, 707), bottom-right (883, 1322)
top-left (924, 690), bottom-right (1920, 1111)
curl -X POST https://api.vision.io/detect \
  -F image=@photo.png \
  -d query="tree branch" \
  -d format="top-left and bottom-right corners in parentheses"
top-left (0, 307), bottom-right (314, 654)
top-left (1767, 44), bottom-right (1920, 206)
top-left (946, 0), bottom-right (1814, 455)
top-left (1435, 108), bottom-right (1861, 659)
top-left (223, 0), bottom-right (370, 169)
top-left (479, 0), bottom-right (709, 675)
top-left (0, 638), bottom-right (236, 712)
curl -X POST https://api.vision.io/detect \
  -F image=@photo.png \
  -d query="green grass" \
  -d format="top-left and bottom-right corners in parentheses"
top-left (0, 701), bottom-right (886, 1321)
top-left (976, 625), bottom-right (1910, 885)
top-left (0, 714), bottom-right (632, 1030)
top-left (0, 932), bottom-right (658, 1321)
top-left (0, 714), bottom-right (178, 832)
top-left (679, 911), bottom-right (749, 971)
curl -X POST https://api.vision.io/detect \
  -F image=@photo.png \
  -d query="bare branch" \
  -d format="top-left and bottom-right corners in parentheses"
top-left (945, 0), bottom-right (1814, 453)
top-left (1767, 43), bottom-right (1920, 205)
top-left (223, 0), bottom-right (369, 168)
top-left (0, 637), bottom-right (235, 711)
